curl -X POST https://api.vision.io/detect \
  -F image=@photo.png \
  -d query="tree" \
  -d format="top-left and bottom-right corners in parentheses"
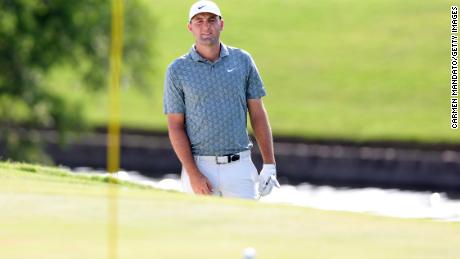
top-left (0, 0), bottom-right (156, 163)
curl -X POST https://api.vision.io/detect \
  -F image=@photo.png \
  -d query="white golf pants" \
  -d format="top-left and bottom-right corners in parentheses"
top-left (181, 150), bottom-right (259, 199)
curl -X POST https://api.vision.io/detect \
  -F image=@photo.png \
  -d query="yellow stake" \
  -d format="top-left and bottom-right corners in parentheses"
top-left (107, 0), bottom-right (123, 259)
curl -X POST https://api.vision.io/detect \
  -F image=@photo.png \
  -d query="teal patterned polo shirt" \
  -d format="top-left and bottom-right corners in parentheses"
top-left (163, 43), bottom-right (266, 155)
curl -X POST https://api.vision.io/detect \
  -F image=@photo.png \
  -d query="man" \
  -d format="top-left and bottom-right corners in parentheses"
top-left (163, 0), bottom-right (280, 199)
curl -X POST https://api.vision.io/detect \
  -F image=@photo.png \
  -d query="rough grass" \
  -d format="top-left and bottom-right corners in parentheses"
top-left (1, 161), bottom-right (459, 259)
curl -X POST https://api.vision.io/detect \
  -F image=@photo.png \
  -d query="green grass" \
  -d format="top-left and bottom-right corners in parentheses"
top-left (49, 0), bottom-right (458, 143)
top-left (1, 161), bottom-right (460, 259)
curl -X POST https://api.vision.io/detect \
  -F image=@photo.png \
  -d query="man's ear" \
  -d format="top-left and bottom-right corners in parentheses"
top-left (220, 19), bottom-right (224, 31)
top-left (187, 23), bottom-right (192, 32)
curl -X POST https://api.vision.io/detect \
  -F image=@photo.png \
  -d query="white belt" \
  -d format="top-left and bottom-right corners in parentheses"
top-left (195, 150), bottom-right (251, 164)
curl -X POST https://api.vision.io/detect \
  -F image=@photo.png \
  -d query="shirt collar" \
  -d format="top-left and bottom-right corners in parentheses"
top-left (189, 42), bottom-right (229, 63)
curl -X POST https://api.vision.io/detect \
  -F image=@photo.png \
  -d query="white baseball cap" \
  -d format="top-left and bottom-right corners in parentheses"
top-left (189, 0), bottom-right (222, 22)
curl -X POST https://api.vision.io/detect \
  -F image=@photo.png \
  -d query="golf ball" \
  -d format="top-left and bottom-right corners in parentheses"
top-left (243, 247), bottom-right (256, 259)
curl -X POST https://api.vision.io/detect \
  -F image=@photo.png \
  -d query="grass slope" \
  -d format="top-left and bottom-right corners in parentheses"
top-left (1, 162), bottom-right (459, 259)
top-left (50, 0), bottom-right (458, 143)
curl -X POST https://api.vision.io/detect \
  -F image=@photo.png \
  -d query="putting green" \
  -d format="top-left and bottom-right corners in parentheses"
top-left (1, 162), bottom-right (459, 259)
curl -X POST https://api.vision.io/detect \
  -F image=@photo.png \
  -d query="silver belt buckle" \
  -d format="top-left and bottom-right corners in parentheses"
top-left (215, 155), bottom-right (228, 164)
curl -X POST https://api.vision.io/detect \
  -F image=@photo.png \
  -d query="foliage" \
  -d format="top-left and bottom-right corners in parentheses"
top-left (0, 0), bottom-right (156, 163)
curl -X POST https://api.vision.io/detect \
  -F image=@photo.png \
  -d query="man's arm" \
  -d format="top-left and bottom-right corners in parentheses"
top-left (247, 99), bottom-right (275, 164)
top-left (167, 113), bottom-right (213, 195)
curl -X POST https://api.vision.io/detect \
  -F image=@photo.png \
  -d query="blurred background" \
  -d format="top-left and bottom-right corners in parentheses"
top-left (1, 1), bottom-right (459, 199)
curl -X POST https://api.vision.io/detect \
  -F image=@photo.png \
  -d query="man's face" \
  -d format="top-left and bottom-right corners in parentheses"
top-left (188, 13), bottom-right (224, 46)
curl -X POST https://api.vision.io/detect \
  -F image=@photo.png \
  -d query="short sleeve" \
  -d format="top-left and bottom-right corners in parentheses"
top-left (246, 54), bottom-right (267, 99)
top-left (163, 65), bottom-right (185, 114)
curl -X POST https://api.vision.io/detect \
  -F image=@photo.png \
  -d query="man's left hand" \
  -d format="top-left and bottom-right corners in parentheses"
top-left (258, 164), bottom-right (280, 197)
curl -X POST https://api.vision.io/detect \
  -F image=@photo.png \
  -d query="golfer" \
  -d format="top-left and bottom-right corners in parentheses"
top-left (163, 0), bottom-right (279, 199)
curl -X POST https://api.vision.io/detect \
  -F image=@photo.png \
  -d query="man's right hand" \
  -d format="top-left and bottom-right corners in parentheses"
top-left (189, 172), bottom-right (213, 195)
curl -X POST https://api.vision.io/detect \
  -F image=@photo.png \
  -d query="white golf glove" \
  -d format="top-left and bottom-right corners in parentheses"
top-left (258, 164), bottom-right (280, 197)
